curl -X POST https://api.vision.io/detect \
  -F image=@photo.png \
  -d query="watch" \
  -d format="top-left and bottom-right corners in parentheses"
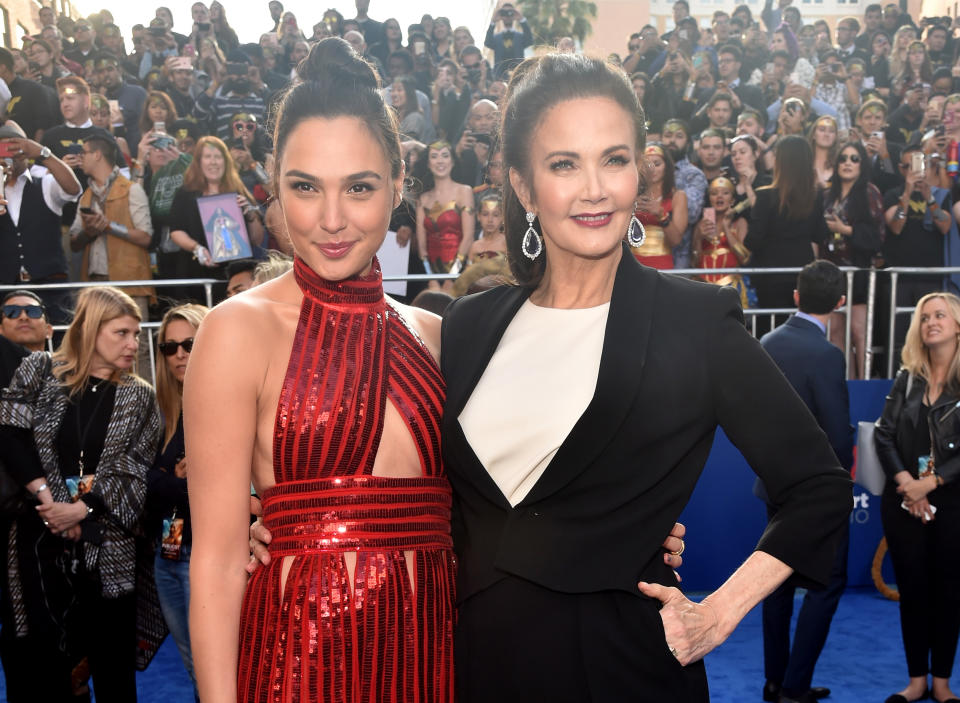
top-left (36, 146), bottom-right (52, 163)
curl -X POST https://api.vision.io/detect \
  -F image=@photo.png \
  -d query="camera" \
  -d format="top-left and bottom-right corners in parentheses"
top-left (830, 64), bottom-right (841, 74)
top-left (149, 26), bottom-right (166, 37)
top-left (197, 22), bottom-right (211, 31)
top-left (499, 8), bottom-right (514, 18)
top-left (466, 67), bottom-right (482, 83)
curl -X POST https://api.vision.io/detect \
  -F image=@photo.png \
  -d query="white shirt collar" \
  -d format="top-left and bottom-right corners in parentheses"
top-left (65, 118), bottom-right (93, 129)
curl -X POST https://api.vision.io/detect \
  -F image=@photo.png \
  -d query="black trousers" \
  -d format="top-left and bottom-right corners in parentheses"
top-left (882, 481), bottom-right (960, 678)
top-left (455, 575), bottom-right (709, 702)
top-left (0, 629), bottom-right (87, 702)
top-left (79, 585), bottom-right (137, 703)
top-left (762, 512), bottom-right (849, 695)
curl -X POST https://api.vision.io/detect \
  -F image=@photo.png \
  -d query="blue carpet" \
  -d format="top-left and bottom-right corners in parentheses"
top-left (1, 586), bottom-right (956, 701)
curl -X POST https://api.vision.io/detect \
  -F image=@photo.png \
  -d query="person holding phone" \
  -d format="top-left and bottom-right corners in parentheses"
top-left (193, 57), bottom-right (265, 141)
top-left (484, 1), bottom-right (532, 79)
top-left (821, 141), bottom-right (885, 379)
top-left (0, 122), bottom-right (81, 325)
top-left (694, 177), bottom-right (751, 305)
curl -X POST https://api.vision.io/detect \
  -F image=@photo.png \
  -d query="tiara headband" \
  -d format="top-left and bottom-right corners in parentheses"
top-left (709, 176), bottom-right (735, 192)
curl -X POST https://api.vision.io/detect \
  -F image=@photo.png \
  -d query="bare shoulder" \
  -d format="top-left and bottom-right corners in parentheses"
top-left (194, 273), bottom-right (300, 367)
top-left (456, 183), bottom-right (475, 204)
top-left (388, 297), bottom-right (441, 362)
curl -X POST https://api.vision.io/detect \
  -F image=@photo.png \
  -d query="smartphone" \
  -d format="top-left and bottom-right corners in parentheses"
top-left (65, 143), bottom-right (84, 155)
top-left (226, 62), bottom-right (247, 76)
top-left (197, 22), bottom-right (211, 31)
top-left (703, 207), bottom-right (716, 225)
top-left (912, 151), bottom-right (925, 176)
top-left (678, 29), bottom-right (688, 40)
top-left (149, 26), bottom-right (166, 37)
top-left (0, 142), bottom-right (17, 158)
top-left (764, 62), bottom-right (775, 74)
top-left (413, 41), bottom-right (426, 55)
top-left (693, 53), bottom-right (705, 70)
top-left (830, 63), bottom-right (841, 74)
top-left (79, 207), bottom-right (95, 215)
top-left (150, 135), bottom-right (175, 150)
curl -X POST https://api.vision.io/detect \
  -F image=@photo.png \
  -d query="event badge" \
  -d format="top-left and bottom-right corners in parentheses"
top-left (65, 475), bottom-right (95, 502)
top-left (162, 510), bottom-right (184, 560)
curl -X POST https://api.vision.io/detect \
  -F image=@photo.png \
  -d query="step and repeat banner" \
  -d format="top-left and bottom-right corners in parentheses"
top-left (678, 380), bottom-right (894, 592)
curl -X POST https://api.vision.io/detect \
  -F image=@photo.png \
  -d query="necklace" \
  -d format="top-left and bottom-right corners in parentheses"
top-left (90, 376), bottom-right (109, 393)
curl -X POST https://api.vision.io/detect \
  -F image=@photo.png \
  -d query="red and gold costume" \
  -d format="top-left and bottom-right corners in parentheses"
top-left (631, 197), bottom-right (675, 270)
top-left (238, 257), bottom-right (454, 703)
top-left (698, 178), bottom-right (751, 307)
top-left (424, 200), bottom-right (464, 273)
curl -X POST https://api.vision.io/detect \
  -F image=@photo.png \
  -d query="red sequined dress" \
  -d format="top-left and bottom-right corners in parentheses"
top-left (237, 257), bottom-right (455, 703)
top-left (423, 200), bottom-right (463, 273)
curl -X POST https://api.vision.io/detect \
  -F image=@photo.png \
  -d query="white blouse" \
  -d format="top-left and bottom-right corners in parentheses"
top-left (459, 299), bottom-right (609, 506)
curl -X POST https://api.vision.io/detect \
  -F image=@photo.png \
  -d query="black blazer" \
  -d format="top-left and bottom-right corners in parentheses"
top-left (441, 246), bottom-right (852, 603)
top-left (760, 316), bottom-right (854, 470)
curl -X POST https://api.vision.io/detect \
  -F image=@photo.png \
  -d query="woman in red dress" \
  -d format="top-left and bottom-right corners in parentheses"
top-left (185, 39), bottom-right (454, 703)
top-left (415, 141), bottom-right (475, 291)
top-left (632, 144), bottom-right (687, 269)
top-left (694, 176), bottom-right (751, 307)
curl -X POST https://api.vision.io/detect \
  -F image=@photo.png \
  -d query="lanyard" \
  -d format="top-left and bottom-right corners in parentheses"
top-left (74, 377), bottom-right (111, 477)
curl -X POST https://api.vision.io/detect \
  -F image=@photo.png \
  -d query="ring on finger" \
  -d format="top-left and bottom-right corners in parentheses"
top-left (669, 539), bottom-right (685, 557)
top-left (669, 646), bottom-right (679, 659)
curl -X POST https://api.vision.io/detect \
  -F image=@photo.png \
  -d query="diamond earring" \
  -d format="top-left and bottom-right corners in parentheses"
top-left (522, 211), bottom-right (543, 260)
top-left (627, 202), bottom-right (645, 248)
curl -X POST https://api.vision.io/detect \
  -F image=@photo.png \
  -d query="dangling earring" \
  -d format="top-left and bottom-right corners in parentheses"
top-left (522, 211), bottom-right (543, 260)
top-left (627, 202), bottom-right (646, 248)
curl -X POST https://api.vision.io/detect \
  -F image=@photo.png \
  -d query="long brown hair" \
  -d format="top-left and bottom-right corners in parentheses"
top-left (138, 90), bottom-right (178, 137)
top-left (767, 134), bottom-right (816, 220)
top-left (181, 136), bottom-right (254, 201)
top-left (52, 286), bottom-right (144, 398)
top-left (155, 304), bottom-right (209, 449)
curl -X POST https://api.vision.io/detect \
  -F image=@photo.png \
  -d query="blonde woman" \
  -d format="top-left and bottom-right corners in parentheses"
top-left (145, 303), bottom-right (209, 699)
top-left (875, 292), bottom-right (960, 703)
top-left (0, 286), bottom-right (161, 701)
top-left (252, 251), bottom-right (293, 284)
top-left (888, 26), bottom-right (918, 85)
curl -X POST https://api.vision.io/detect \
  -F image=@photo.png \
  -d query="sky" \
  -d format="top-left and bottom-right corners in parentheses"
top-left (73, 0), bottom-right (495, 50)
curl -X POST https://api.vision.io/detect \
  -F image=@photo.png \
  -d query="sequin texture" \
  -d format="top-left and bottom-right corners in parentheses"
top-left (238, 257), bottom-right (454, 703)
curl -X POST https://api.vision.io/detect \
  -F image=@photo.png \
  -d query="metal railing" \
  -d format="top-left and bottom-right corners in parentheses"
top-left (5, 266), bottom-right (958, 384)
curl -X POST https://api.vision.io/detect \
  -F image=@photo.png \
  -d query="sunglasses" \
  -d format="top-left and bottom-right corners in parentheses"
top-left (233, 121), bottom-right (256, 132)
top-left (2, 304), bottom-right (44, 319)
top-left (837, 153), bottom-right (861, 164)
top-left (158, 338), bottom-right (195, 356)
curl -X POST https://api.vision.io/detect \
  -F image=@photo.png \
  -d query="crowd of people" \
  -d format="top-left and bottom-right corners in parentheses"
top-left (0, 0), bottom-right (957, 702)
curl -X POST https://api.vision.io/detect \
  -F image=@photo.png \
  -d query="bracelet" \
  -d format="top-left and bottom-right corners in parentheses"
top-left (659, 211), bottom-right (673, 227)
top-left (35, 482), bottom-right (48, 495)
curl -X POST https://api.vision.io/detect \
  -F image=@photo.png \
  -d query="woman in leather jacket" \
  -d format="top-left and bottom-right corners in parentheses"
top-left (875, 291), bottom-right (960, 703)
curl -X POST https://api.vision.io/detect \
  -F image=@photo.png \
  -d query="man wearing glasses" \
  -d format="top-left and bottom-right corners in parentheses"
top-left (64, 19), bottom-right (99, 66)
top-left (622, 26), bottom-right (661, 75)
top-left (0, 291), bottom-right (52, 353)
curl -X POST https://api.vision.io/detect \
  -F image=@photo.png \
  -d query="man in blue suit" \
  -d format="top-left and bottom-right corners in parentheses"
top-left (758, 260), bottom-right (854, 703)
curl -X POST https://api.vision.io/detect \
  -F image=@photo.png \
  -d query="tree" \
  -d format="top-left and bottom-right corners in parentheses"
top-left (517, 0), bottom-right (598, 45)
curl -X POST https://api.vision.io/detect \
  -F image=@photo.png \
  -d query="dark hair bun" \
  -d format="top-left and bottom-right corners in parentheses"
top-left (296, 37), bottom-right (380, 90)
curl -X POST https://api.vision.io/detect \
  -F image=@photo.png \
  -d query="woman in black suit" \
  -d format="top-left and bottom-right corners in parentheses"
top-left (744, 135), bottom-right (830, 324)
top-left (441, 54), bottom-right (851, 701)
